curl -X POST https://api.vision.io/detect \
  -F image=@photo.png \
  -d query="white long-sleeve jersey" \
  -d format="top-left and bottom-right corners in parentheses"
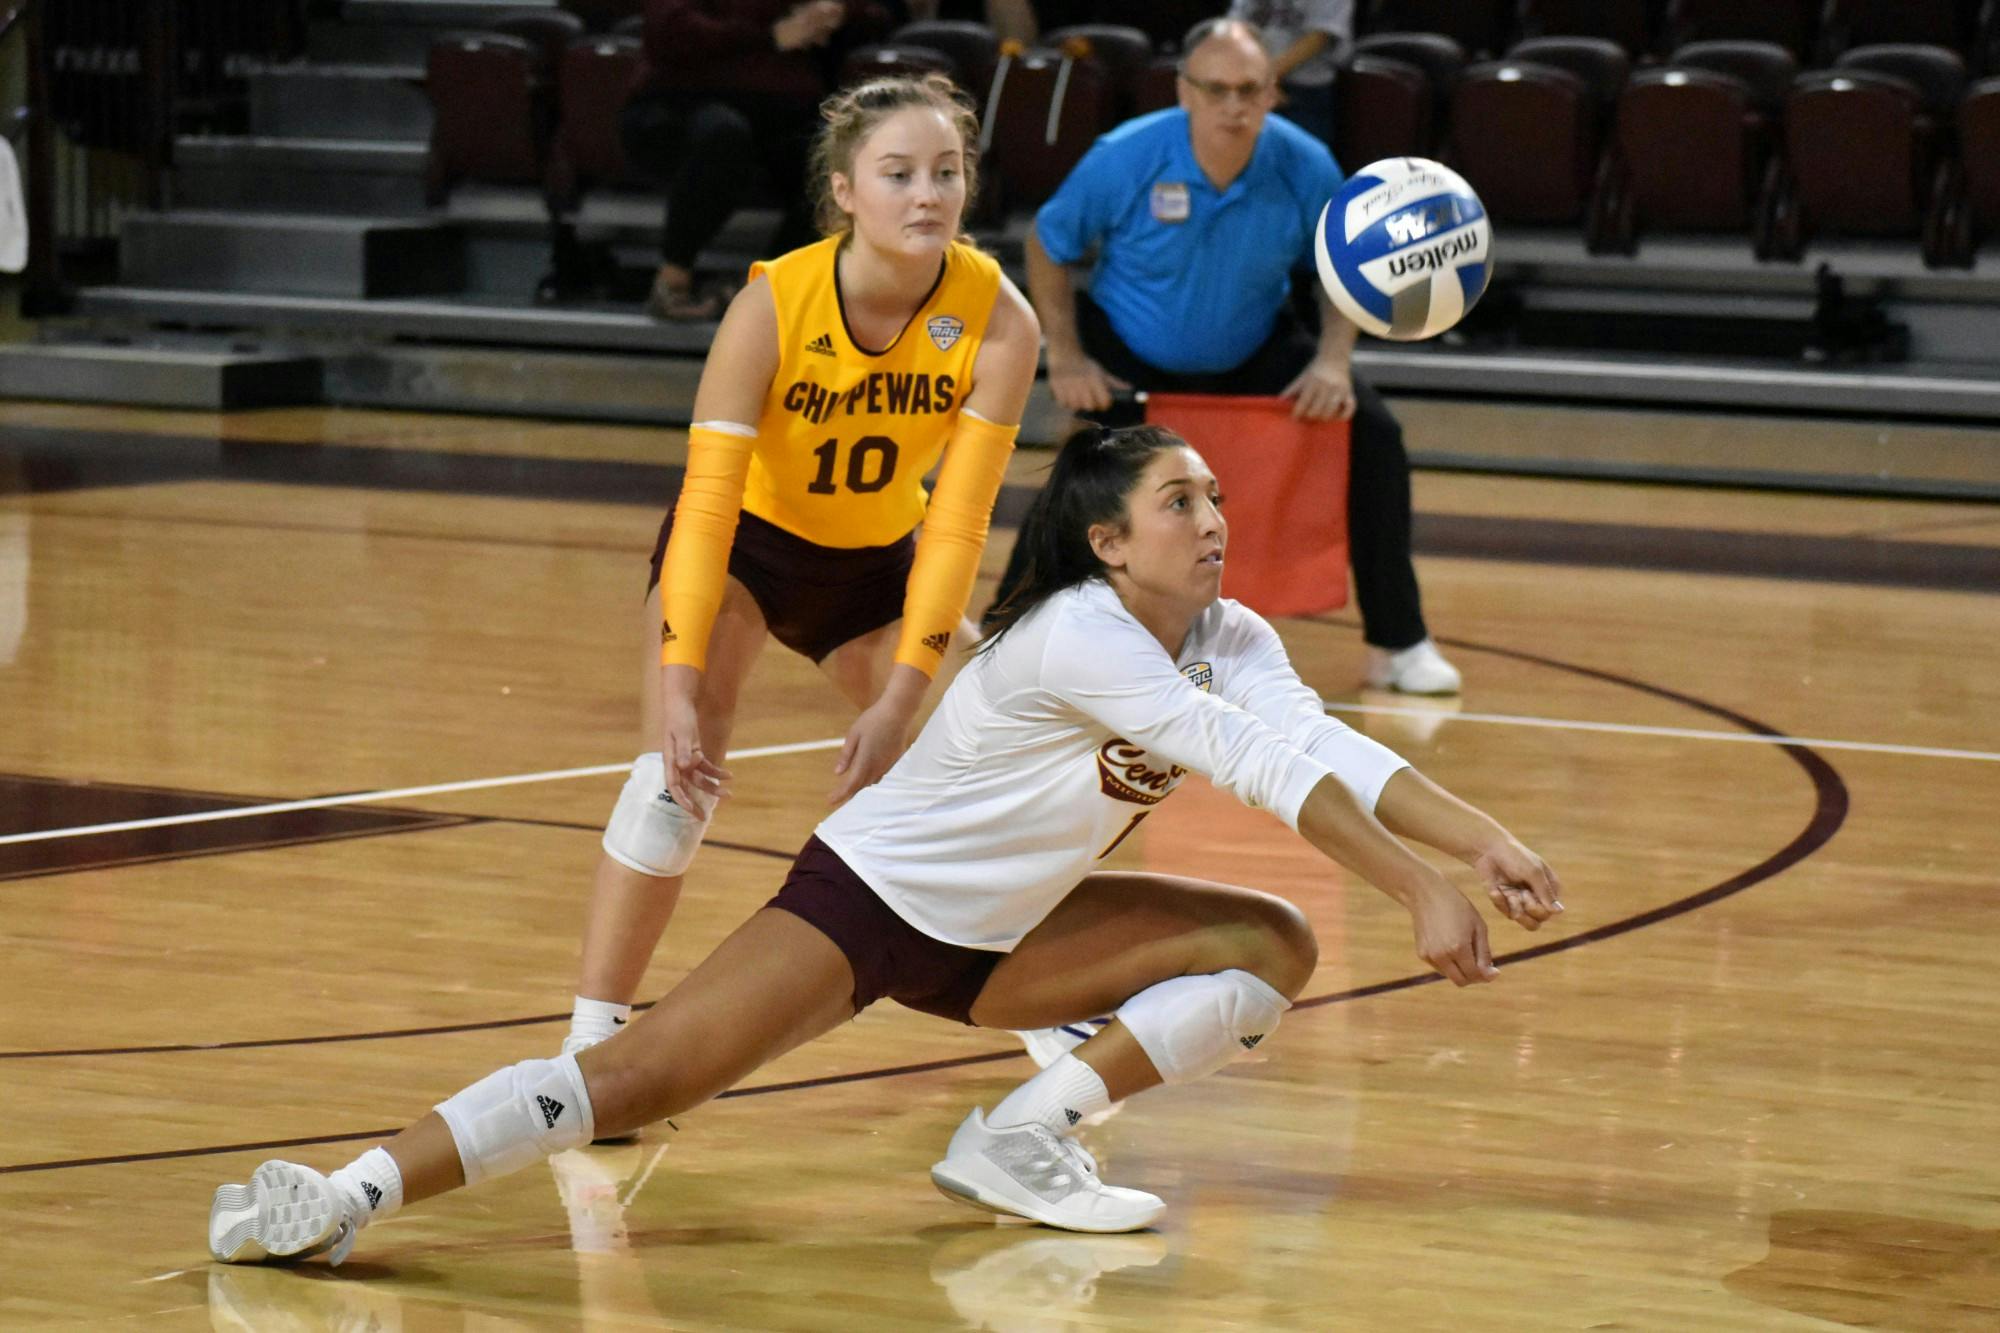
top-left (815, 580), bottom-right (1411, 951)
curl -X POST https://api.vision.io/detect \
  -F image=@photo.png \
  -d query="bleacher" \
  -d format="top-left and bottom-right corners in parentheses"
top-left (6, 0), bottom-right (2000, 482)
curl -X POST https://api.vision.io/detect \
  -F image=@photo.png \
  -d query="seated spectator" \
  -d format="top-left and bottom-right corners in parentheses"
top-left (623, 0), bottom-right (892, 320)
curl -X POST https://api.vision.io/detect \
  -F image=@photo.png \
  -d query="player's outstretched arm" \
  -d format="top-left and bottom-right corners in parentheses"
top-left (1372, 767), bottom-right (1565, 931)
top-left (1292, 772), bottom-right (1500, 988)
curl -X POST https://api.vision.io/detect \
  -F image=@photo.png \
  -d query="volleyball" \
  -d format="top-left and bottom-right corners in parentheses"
top-left (1313, 158), bottom-right (1491, 341)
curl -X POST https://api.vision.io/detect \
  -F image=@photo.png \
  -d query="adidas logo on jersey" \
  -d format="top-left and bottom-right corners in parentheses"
top-left (921, 630), bottom-right (952, 655)
top-left (805, 332), bottom-right (836, 356)
top-left (536, 1094), bottom-right (566, 1129)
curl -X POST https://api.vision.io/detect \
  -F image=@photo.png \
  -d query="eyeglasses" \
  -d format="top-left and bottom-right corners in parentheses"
top-left (1178, 73), bottom-right (1275, 104)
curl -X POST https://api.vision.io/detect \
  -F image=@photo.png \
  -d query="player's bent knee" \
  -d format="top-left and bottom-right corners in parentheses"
top-left (1259, 899), bottom-right (1319, 995)
top-left (602, 752), bottom-right (710, 878)
top-left (435, 1054), bottom-right (595, 1186)
top-left (1115, 969), bottom-right (1290, 1085)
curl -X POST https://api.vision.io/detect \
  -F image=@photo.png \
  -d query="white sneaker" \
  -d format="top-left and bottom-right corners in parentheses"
top-left (209, 1161), bottom-right (360, 1266)
top-left (1013, 1018), bottom-right (1111, 1070)
top-left (1365, 638), bottom-right (1462, 695)
top-left (930, 1109), bottom-right (1164, 1233)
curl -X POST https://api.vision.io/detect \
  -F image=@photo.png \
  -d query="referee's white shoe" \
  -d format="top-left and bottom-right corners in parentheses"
top-left (208, 1160), bottom-right (359, 1265)
top-left (930, 1109), bottom-right (1163, 1233)
top-left (1366, 638), bottom-right (1462, 695)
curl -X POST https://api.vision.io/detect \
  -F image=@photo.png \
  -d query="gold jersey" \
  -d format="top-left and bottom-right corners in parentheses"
top-left (741, 235), bottom-right (1003, 549)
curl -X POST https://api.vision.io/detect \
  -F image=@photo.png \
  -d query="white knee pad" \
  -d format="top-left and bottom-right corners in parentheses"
top-left (435, 1054), bottom-right (596, 1187)
top-left (1115, 969), bottom-right (1289, 1085)
top-left (602, 752), bottom-right (709, 877)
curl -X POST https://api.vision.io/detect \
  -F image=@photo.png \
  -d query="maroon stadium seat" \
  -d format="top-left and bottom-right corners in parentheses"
top-left (1043, 25), bottom-right (1155, 118)
top-left (1776, 46), bottom-right (1966, 259)
top-left (424, 31), bottom-right (553, 204)
top-left (1353, 30), bottom-right (1467, 133)
top-left (1335, 54), bottom-right (1433, 167)
top-left (1450, 57), bottom-right (1606, 224)
top-left (1670, 39), bottom-right (1800, 106)
top-left (1505, 36), bottom-right (1633, 109)
top-left (1132, 54), bottom-right (1182, 117)
top-left (1663, 0), bottom-right (1817, 56)
top-left (546, 34), bottom-right (644, 211)
top-left (1613, 62), bottom-right (1783, 249)
top-left (1516, 0), bottom-right (1657, 56)
top-left (890, 20), bottom-right (1000, 101)
top-left (982, 46), bottom-right (1115, 208)
top-left (490, 9), bottom-right (587, 69)
top-left (1959, 77), bottom-right (2000, 251)
top-left (839, 42), bottom-right (958, 90)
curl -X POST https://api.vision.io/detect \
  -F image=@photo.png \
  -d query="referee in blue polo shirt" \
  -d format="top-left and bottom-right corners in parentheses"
top-left (1005, 16), bottom-right (1459, 695)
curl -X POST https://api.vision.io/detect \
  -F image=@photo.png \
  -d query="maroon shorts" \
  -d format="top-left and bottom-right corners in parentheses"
top-left (767, 836), bottom-right (1001, 1025)
top-left (647, 508), bottom-right (913, 663)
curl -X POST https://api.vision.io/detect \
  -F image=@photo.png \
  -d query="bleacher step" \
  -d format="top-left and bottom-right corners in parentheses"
top-left (0, 340), bottom-right (322, 410)
top-left (247, 64), bottom-right (432, 142)
top-left (119, 212), bottom-right (464, 298)
top-left (173, 137), bottom-right (430, 216)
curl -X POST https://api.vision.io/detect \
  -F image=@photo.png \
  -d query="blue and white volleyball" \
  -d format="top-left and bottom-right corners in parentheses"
top-left (1313, 158), bottom-right (1491, 341)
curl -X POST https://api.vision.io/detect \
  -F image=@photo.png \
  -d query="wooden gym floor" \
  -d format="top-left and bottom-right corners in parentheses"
top-left (2, 399), bottom-right (1998, 1331)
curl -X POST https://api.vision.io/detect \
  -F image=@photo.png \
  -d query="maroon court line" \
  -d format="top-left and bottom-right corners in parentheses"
top-left (0, 636), bottom-right (1849, 1174)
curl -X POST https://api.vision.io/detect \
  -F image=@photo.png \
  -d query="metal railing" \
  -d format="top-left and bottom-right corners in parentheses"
top-left (6, 0), bottom-right (307, 314)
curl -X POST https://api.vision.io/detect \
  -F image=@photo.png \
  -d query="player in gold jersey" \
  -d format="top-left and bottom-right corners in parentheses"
top-left (562, 75), bottom-right (1040, 1058)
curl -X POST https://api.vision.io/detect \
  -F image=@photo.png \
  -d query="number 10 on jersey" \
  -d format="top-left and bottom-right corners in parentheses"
top-left (807, 434), bottom-right (901, 495)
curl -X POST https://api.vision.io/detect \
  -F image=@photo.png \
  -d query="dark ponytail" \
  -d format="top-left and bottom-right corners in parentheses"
top-left (978, 423), bottom-right (1185, 652)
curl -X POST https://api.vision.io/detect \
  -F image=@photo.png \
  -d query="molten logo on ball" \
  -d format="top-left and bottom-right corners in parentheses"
top-left (1315, 157), bottom-right (1492, 342)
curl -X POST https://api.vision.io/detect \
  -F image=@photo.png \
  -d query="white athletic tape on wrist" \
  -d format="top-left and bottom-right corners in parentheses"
top-left (1115, 969), bottom-right (1289, 1085)
top-left (602, 752), bottom-right (709, 877)
top-left (435, 1053), bottom-right (596, 1187)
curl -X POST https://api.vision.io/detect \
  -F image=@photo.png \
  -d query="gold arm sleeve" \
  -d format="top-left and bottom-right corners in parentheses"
top-left (894, 411), bottom-right (1020, 674)
top-left (660, 423), bottom-right (757, 670)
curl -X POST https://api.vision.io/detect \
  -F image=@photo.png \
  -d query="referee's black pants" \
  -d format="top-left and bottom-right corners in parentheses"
top-left (991, 293), bottom-right (1428, 651)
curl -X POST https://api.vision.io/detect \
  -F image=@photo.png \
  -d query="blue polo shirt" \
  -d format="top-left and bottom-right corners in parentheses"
top-left (1035, 109), bottom-right (1342, 374)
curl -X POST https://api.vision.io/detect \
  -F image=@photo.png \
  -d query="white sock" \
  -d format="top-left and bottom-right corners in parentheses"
top-left (329, 1146), bottom-right (404, 1226)
top-left (571, 996), bottom-right (632, 1045)
top-left (988, 1053), bottom-right (1111, 1136)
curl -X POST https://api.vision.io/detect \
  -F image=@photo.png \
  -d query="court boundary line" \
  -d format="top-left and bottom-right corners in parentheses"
top-left (0, 739), bottom-right (843, 848)
top-left (1321, 702), bottom-right (2000, 763)
top-left (0, 699), bottom-right (1970, 855)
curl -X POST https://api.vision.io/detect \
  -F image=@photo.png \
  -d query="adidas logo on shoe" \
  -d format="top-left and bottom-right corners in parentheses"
top-left (361, 1182), bottom-right (383, 1211)
top-left (806, 332), bottom-right (836, 356)
top-left (1239, 1034), bottom-right (1263, 1049)
top-left (1064, 1108), bottom-right (1082, 1126)
top-left (537, 1094), bottom-right (566, 1129)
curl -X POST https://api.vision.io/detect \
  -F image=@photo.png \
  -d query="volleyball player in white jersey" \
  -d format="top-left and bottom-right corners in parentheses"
top-left (208, 425), bottom-right (1561, 1260)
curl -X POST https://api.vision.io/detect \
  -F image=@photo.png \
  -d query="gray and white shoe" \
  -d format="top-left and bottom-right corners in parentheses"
top-left (209, 1160), bottom-right (359, 1265)
top-left (930, 1109), bottom-right (1163, 1233)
